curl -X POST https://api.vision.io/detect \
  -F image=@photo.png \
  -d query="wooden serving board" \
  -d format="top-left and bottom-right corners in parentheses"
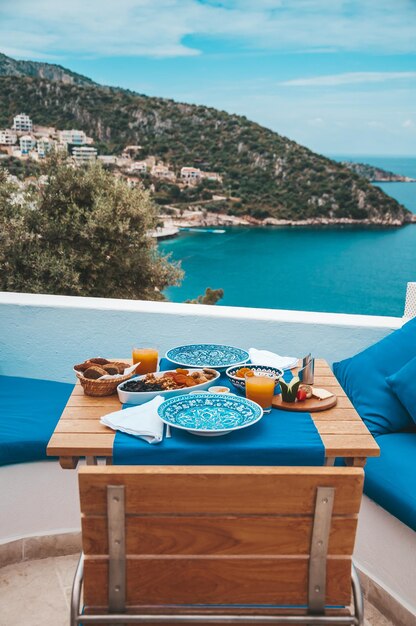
top-left (272, 393), bottom-right (337, 412)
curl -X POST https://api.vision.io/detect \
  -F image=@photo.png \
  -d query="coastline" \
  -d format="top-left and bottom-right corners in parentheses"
top-left (157, 208), bottom-right (416, 236)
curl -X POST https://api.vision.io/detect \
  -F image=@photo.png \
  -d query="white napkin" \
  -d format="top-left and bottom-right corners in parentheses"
top-left (100, 396), bottom-right (165, 444)
top-left (249, 348), bottom-right (298, 371)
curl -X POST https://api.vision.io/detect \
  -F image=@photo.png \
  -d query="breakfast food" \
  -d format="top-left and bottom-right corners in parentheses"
top-left (83, 366), bottom-right (108, 380)
top-left (74, 358), bottom-right (131, 380)
top-left (234, 367), bottom-right (255, 378)
top-left (121, 368), bottom-right (217, 393)
top-left (102, 365), bottom-right (119, 375)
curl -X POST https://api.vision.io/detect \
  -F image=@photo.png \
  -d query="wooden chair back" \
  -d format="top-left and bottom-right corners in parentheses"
top-left (79, 465), bottom-right (364, 616)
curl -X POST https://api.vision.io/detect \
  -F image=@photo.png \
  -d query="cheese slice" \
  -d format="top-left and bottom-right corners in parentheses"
top-left (312, 387), bottom-right (334, 401)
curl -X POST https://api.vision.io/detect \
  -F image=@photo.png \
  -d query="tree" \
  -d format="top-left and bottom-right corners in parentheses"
top-left (186, 288), bottom-right (224, 305)
top-left (0, 158), bottom-right (183, 299)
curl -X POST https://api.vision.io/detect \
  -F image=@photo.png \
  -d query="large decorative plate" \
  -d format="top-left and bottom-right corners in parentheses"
top-left (166, 344), bottom-right (249, 371)
top-left (158, 393), bottom-right (263, 436)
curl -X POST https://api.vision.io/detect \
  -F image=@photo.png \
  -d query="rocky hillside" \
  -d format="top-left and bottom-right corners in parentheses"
top-left (0, 53), bottom-right (94, 86)
top-left (0, 55), bottom-right (411, 225)
top-left (342, 161), bottom-right (415, 183)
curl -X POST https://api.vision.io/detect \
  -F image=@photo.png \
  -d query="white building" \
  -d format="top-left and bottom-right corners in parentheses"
top-left (98, 155), bottom-right (118, 165)
top-left (151, 164), bottom-right (176, 181)
top-left (72, 146), bottom-right (97, 164)
top-left (19, 135), bottom-right (35, 155)
top-left (0, 129), bottom-right (17, 145)
top-left (13, 113), bottom-right (33, 133)
top-left (37, 137), bottom-right (53, 158)
top-left (129, 160), bottom-right (148, 174)
top-left (58, 129), bottom-right (87, 145)
top-left (180, 166), bottom-right (202, 183)
top-left (201, 171), bottom-right (222, 183)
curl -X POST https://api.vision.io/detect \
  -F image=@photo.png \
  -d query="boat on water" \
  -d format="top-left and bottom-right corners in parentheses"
top-left (180, 227), bottom-right (226, 234)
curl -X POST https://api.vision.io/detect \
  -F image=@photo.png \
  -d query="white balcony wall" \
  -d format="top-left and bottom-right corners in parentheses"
top-left (0, 292), bottom-right (402, 381)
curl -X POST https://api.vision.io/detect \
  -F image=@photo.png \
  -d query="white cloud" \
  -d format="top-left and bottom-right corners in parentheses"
top-left (1, 0), bottom-right (416, 59)
top-left (281, 72), bottom-right (416, 87)
top-left (402, 119), bottom-right (415, 128)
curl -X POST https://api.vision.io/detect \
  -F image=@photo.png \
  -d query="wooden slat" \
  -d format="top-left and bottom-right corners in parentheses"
top-left (313, 408), bottom-right (360, 421)
top-left (55, 420), bottom-right (112, 434)
top-left (319, 434), bottom-right (379, 456)
top-left (81, 515), bottom-right (357, 556)
top-left (315, 421), bottom-right (369, 435)
top-left (83, 556), bottom-right (352, 607)
top-left (66, 395), bottom-right (121, 408)
top-left (60, 406), bottom-right (112, 420)
top-left (48, 433), bottom-right (114, 456)
top-left (79, 466), bottom-right (364, 516)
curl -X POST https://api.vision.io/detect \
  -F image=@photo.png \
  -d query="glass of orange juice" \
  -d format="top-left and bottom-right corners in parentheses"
top-left (245, 375), bottom-right (275, 414)
top-left (132, 347), bottom-right (159, 374)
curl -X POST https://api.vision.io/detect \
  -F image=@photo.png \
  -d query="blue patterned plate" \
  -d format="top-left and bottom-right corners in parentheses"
top-left (158, 393), bottom-right (263, 436)
top-left (166, 344), bottom-right (249, 371)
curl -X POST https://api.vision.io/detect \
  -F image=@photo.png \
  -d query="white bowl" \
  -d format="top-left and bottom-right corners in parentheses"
top-left (117, 369), bottom-right (220, 405)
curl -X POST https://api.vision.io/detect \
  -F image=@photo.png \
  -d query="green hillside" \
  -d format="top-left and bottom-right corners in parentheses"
top-left (0, 55), bottom-right (411, 224)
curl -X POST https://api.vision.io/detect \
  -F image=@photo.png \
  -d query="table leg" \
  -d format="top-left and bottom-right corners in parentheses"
top-left (345, 457), bottom-right (367, 468)
top-left (324, 457), bottom-right (336, 466)
top-left (59, 456), bottom-right (79, 470)
top-left (86, 456), bottom-right (98, 466)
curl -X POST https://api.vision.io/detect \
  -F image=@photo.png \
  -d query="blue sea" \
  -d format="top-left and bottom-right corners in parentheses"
top-left (160, 156), bottom-right (416, 317)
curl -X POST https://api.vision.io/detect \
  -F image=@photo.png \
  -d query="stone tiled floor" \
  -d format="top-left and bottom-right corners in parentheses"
top-left (0, 554), bottom-right (395, 626)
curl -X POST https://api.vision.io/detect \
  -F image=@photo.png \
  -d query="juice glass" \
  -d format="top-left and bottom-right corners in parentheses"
top-left (245, 375), bottom-right (275, 414)
top-left (132, 347), bottom-right (159, 374)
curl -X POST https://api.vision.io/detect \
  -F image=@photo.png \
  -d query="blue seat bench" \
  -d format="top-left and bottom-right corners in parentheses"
top-left (363, 431), bottom-right (416, 532)
top-left (0, 376), bottom-right (73, 466)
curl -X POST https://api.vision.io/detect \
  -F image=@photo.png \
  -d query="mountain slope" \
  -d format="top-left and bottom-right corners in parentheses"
top-left (0, 53), bottom-right (95, 86)
top-left (0, 55), bottom-right (410, 224)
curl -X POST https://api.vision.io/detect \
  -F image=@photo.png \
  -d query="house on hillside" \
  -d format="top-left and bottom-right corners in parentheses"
top-left (58, 129), bottom-right (87, 145)
top-left (19, 135), bottom-right (35, 155)
top-left (13, 113), bottom-right (33, 133)
top-left (151, 164), bottom-right (176, 181)
top-left (0, 129), bottom-right (17, 145)
top-left (72, 146), bottom-right (97, 164)
top-left (180, 166), bottom-right (202, 184)
top-left (129, 160), bottom-right (148, 174)
top-left (37, 137), bottom-right (53, 158)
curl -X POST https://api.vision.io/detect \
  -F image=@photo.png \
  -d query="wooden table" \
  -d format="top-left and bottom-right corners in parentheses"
top-left (47, 359), bottom-right (379, 469)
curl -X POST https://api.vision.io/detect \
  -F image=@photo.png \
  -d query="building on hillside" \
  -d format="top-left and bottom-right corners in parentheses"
top-left (0, 129), bottom-right (17, 145)
top-left (37, 137), bottom-right (53, 158)
top-left (98, 155), bottom-right (118, 165)
top-left (150, 164), bottom-right (176, 181)
top-left (122, 145), bottom-right (142, 158)
top-left (180, 166), bottom-right (202, 184)
top-left (72, 146), bottom-right (97, 164)
top-left (58, 129), bottom-right (87, 145)
top-left (129, 160), bottom-right (148, 174)
top-left (19, 135), bottom-right (35, 155)
top-left (201, 171), bottom-right (223, 183)
top-left (33, 126), bottom-right (57, 138)
top-left (13, 113), bottom-right (33, 133)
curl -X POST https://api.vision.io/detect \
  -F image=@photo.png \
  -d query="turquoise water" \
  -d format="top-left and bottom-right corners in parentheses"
top-left (160, 155), bottom-right (416, 316)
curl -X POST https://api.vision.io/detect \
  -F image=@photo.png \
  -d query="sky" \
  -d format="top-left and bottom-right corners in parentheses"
top-left (0, 0), bottom-right (415, 156)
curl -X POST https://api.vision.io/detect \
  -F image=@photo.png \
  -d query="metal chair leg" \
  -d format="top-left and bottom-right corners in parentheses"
top-left (70, 553), bottom-right (84, 626)
top-left (351, 563), bottom-right (364, 626)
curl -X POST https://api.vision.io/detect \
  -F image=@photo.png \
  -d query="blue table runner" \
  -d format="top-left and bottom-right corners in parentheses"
top-left (114, 358), bottom-right (324, 466)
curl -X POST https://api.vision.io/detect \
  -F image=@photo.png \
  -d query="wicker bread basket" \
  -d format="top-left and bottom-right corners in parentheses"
top-left (75, 361), bottom-right (139, 397)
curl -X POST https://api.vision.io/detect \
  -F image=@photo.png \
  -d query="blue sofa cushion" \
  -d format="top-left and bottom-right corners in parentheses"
top-left (333, 317), bottom-right (416, 435)
top-left (364, 432), bottom-right (416, 532)
top-left (387, 356), bottom-right (416, 425)
top-left (0, 376), bottom-right (73, 466)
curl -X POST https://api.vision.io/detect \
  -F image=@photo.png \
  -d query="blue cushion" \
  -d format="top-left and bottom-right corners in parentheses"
top-left (333, 317), bottom-right (416, 435)
top-left (0, 376), bottom-right (73, 466)
top-left (364, 432), bottom-right (416, 531)
top-left (387, 356), bottom-right (416, 425)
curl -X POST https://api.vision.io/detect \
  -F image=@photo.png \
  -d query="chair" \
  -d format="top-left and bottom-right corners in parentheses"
top-left (71, 465), bottom-right (364, 625)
